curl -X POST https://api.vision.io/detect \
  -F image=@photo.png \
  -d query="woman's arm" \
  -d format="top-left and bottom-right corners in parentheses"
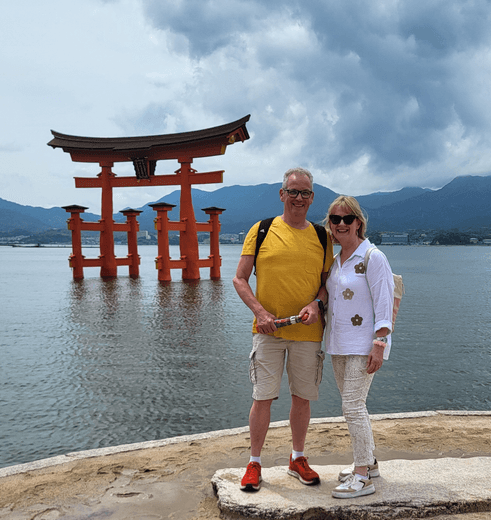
top-left (365, 250), bottom-right (394, 334)
top-left (366, 251), bottom-right (394, 373)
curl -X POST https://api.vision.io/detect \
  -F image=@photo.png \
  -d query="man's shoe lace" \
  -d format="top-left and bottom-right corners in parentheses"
top-left (241, 462), bottom-right (262, 491)
top-left (295, 457), bottom-right (316, 476)
top-left (289, 455), bottom-right (320, 485)
top-left (244, 462), bottom-right (261, 480)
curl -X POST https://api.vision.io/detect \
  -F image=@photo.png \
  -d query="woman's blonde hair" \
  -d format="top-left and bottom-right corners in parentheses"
top-left (325, 195), bottom-right (368, 240)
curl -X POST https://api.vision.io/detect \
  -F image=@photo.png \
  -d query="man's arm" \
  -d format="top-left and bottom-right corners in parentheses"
top-left (232, 255), bottom-right (278, 334)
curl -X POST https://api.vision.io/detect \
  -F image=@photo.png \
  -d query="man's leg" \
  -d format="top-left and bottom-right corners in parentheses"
top-left (287, 394), bottom-right (320, 485)
top-left (286, 340), bottom-right (322, 486)
top-left (249, 398), bottom-right (273, 457)
top-left (241, 335), bottom-right (284, 492)
top-left (290, 394), bottom-right (310, 452)
top-left (241, 399), bottom-right (273, 492)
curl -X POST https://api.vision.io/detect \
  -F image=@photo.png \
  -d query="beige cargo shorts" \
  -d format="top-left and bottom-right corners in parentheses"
top-left (249, 333), bottom-right (325, 401)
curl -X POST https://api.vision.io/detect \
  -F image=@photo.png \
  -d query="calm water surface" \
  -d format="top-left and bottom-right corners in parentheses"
top-left (0, 244), bottom-right (490, 469)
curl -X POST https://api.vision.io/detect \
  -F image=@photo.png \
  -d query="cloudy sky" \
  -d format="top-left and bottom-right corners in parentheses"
top-left (2, 0), bottom-right (491, 213)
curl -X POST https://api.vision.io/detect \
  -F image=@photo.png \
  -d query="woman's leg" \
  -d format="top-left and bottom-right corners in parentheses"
top-left (332, 355), bottom-right (375, 469)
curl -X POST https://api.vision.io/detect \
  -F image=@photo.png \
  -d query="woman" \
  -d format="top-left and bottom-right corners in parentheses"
top-left (322, 195), bottom-right (394, 499)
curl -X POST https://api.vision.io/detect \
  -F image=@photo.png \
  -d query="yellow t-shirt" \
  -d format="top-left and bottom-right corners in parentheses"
top-left (241, 217), bottom-right (334, 341)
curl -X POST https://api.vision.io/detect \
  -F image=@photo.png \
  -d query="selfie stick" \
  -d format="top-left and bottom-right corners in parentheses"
top-left (274, 315), bottom-right (304, 328)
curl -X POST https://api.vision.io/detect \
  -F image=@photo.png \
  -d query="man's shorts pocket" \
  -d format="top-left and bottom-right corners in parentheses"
top-left (249, 350), bottom-right (257, 384)
top-left (315, 350), bottom-right (325, 385)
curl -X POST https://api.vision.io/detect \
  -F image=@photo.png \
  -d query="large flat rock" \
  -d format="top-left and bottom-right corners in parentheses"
top-left (212, 458), bottom-right (491, 519)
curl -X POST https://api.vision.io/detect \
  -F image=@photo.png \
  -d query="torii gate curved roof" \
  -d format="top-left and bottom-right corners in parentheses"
top-left (48, 114), bottom-right (250, 163)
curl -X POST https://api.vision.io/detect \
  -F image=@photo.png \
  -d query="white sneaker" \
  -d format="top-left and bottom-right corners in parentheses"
top-left (332, 473), bottom-right (375, 499)
top-left (338, 459), bottom-right (379, 482)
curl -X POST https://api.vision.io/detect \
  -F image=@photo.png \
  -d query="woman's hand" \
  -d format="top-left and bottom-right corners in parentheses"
top-left (367, 326), bottom-right (389, 373)
top-left (366, 344), bottom-right (384, 374)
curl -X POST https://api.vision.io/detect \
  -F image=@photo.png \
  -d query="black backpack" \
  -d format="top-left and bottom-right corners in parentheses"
top-left (253, 217), bottom-right (328, 275)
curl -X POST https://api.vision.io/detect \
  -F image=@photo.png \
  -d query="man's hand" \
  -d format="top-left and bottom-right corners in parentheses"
top-left (298, 301), bottom-right (319, 326)
top-left (255, 309), bottom-right (278, 334)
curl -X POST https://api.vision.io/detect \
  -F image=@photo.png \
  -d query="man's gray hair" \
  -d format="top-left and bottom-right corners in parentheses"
top-left (282, 167), bottom-right (313, 189)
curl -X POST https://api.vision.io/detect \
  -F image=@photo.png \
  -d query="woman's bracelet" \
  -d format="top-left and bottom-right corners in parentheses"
top-left (372, 340), bottom-right (387, 348)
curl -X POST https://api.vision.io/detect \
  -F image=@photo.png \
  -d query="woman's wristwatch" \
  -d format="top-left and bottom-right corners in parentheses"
top-left (315, 299), bottom-right (325, 314)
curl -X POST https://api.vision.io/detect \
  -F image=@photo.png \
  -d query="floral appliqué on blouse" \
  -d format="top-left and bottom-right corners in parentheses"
top-left (343, 288), bottom-right (354, 300)
top-left (351, 314), bottom-right (363, 326)
top-left (354, 262), bottom-right (366, 274)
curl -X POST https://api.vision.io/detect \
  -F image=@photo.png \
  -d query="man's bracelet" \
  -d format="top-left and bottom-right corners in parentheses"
top-left (315, 299), bottom-right (325, 314)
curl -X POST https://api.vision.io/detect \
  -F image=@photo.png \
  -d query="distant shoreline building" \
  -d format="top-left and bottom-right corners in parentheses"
top-left (137, 230), bottom-right (150, 240)
top-left (381, 233), bottom-right (409, 245)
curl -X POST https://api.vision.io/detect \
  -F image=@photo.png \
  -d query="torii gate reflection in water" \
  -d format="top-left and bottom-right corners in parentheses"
top-left (48, 115), bottom-right (250, 281)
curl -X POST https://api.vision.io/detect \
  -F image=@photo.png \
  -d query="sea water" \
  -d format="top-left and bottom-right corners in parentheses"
top-left (0, 244), bottom-right (490, 468)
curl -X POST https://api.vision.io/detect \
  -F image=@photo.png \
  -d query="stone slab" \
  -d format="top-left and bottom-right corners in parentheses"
top-left (212, 458), bottom-right (491, 519)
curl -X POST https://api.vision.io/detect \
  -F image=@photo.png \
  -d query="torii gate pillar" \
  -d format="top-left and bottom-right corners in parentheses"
top-left (120, 208), bottom-right (142, 279)
top-left (62, 204), bottom-right (87, 280)
top-left (204, 206), bottom-right (225, 280)
top-left (179, 159), bottom-right (200, 281)
top-left (151, 202), bottom-right (175, 283)
top-left (100, 162), bottom-right (117, 277)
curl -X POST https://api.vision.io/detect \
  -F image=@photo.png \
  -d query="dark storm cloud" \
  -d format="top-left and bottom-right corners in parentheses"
top-left (142, 0), bottom-right (266, 57)
top-left (280, 0), bottom-right (491, 173)
top-left (134, 1), bottom-right (491, 192)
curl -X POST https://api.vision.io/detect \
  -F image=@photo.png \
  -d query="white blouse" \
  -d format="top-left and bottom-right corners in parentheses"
top-left (325, 239), bottom-right (394, 360)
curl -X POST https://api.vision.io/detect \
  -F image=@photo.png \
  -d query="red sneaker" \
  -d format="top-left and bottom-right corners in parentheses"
top-left (288, 455), bottom-right (320, 485)
top-left (240, 462), bottom-right (262, 492)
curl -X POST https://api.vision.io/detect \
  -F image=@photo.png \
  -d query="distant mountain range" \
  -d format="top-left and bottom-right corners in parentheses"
top-left (1, 174), bottom-right (491, 235)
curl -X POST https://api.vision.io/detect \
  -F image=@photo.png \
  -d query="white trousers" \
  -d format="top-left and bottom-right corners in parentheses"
top-left (331, 355), bottom-right (375, 467)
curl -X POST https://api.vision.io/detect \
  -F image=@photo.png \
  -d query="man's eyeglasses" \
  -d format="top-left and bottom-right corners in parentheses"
top-left (284, 189), bottom-right (313, 199)
top-left (329, 214), bottom-right (357, 225)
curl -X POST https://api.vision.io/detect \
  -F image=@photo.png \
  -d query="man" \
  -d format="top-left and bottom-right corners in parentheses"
top-left (233, 167), bottom-right (334, 491)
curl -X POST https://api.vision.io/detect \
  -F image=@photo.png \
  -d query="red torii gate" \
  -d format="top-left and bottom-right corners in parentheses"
top-left (48, 115), bottom-right (250, 281)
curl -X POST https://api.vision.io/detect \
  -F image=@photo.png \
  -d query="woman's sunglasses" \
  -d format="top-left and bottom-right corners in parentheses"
top-left (329, 214), bottom-right (357, 225)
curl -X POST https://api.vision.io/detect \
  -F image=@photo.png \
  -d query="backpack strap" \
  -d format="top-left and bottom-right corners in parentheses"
top-left (364, 246), bottom-right (378, 269)
top-left (253, 217), bottom-right (275, 275)
top-left (363, 246), bottom-right (377, 314)
top-left (311, 222), bottom-right (328, 265)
